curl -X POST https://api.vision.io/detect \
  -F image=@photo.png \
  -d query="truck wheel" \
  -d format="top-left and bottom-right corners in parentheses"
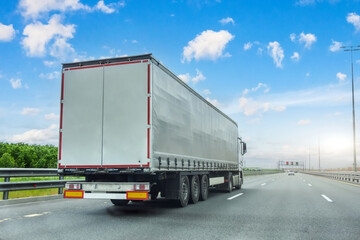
top-left (190, 175), bottom-right (200, 204)
top-left (110, 199), bottom-right (129, 206)
top-left (150, 190), bottom-right (159, 200)
top-left (225, 173), bottom-right (233, 193)
top-left (235, 175), bottom-right (242, 190)
top-left (199, 175), bottom-right (209, 201)
top-left (178, 175), bottom-right (190, 207)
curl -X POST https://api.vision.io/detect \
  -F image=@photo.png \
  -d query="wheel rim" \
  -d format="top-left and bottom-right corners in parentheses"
top-left (182, 180), bottom-right (188, 200)
top-left (193, 178), bottom-right (199, 198)
top-left (202, 176), bottom-right (208, 196)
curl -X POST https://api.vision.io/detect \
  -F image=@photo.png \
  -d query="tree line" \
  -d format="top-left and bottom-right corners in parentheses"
top-left (0, 142), bottom-right (58, 168)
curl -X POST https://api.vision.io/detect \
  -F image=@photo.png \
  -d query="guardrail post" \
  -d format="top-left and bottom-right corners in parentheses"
top-left (58, 175), bottom-right (64, 195)
top-left (3, 177), bottom-right (10, 200)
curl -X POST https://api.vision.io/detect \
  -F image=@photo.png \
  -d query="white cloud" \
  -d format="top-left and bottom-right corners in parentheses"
top-left (219, 17), bottom-right (235, 25)
top-left (336, 72), bottom-right (347, 81)
top-left (299, 32), bottom-right (317, 49)
top-left (131, 40), bottom-right (138, 44)
top-left (243, 42), bottom-right (253, 51)
top-left (6, 124), bottom-right (58, 145)
top-left (39, 71), bottom-right (60, 80)
top-left (206, 97), bottom-right (221, 108)
top-left (257, 48), bottom-right (263, 55)
top-left (192, 69), bottom-right (206, 83)
top-left (267, 41), bottom-right (284, 68)
top-left (49, 37), bottom-right (75, 59)
top-left (178, 73), bottom-right (190, 83)
top-left (0, 23), bottom-right (16, 42)
top-left (10, 78), bottom-right (23, 89)
top-left (289, 33), bottom-right (296, 42)
top-left (238, 97), bottom-right (271, 116)
top-left (251, 83), bottom-right (270, 93)
top-left (182, 30), bottom-right (234, 62)
top-left (296, 0), bottom-right (315, 6)
top-left (178, 69), bottom-right (206, 84)
top-left (21, 14), bottom-right (76, 58)
top-left (170, 14), bottom-right (175, 17)
top-left (306, 72), bottom-right (310, 77)
top-left (18, 0), bottom-right (91, 20)
top-left (95, 0), bottom-right (116, 13)
top-left (203, 89), bottom-right (211, 95)
top-left (297, 119), bottom-right (311, 125)
top-left (45, 113), bottom-right (59, 121)
top-left (21, 107), bottom-right (41, 116)
top-left (272, 106), bottom-right (286, 112)
top-left (43, 60), bottom-right (55, 67)
top-left (347, 12), bottom-right (360, 32)
top-left (334, 112), bottom-right (342, 116)
top-left (329, 40), bottom-right (342, 52)
top-left (291, 52), bottom-right (300, 61)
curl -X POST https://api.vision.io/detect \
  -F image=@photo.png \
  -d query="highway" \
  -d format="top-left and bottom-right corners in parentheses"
top-left (1, 173), bottom-right (359, 240)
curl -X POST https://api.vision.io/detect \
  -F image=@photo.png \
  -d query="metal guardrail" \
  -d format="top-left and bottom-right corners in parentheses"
top-left (0, 168), bottom-right (70, 200)
top-left (303, 171), bottom-right (360, 184)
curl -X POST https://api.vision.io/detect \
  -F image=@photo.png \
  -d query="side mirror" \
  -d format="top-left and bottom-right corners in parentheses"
top-left (241, 142), bottom-right (247, 155)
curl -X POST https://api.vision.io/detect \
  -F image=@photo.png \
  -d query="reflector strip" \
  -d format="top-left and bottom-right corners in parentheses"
top-left (64, 190), bottom-right (84, 198)
top-left (61, 163), bottom-right (150, 168)
top-left (147, 64), bottom-right (150, 94)
top-left (147, 97), bottom-right (150, 125)
top-left (126, 191), bottom-right (148, 200)
top-left (147, 128), bottom-right (150, 159)
top-left (58, 132), bottom-right (62, 160)
top-left (61, 73), bottom-right (64, 100)
top-left (60, 103), bottom-right (63, 129)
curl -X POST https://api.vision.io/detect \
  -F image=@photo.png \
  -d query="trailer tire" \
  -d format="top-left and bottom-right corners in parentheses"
top-left (235, 175), bottom-right (242, 190)
top-left (199, 175), bottom-right (209, 201)
top-left (150, 190), bottom-right (159, 200)
top-left (110, 199), bottom-right (129, 206)
top-left (178, 175), bottom-right (190, 207)
top-left (189, 175), bottom-right (200, 204)
top-left (225, 173), bottom-right (233, 193)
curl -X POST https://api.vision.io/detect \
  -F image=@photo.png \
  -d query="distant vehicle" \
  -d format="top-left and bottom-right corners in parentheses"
top-left (58, 54), bottom-right (247, 208)
top-left (288, 171), bottom-right (295, 176)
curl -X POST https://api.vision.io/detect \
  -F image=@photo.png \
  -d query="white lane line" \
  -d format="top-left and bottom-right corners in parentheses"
top-left (261, 183), bottom-right (266, 186)
top-left (308, 184), bottom-right (312, 187)
top-left (23, 212), bottom-right (50, 218)
top-left (0, 218), bottom-right (11, 223)
top-left (227, 193), bottom-right (244, 200)
top-left (321, 194), bottom-right (333, 202)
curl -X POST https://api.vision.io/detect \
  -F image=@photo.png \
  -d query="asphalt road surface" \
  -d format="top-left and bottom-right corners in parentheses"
top-left (1, 173), bottom-right (359, 240)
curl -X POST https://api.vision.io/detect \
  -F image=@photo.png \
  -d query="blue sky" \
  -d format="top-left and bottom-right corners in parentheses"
top-left (1, 0), bottom-right (360, 169)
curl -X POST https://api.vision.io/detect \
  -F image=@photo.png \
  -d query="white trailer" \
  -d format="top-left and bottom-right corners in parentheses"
top-left (59, 54), bottom-right (246, 207)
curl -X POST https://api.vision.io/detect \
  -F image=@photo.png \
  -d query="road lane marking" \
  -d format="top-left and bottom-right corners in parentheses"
top-left (0, 218), bottom-right (10, 223)
top-left (23, 212), bottom-right (50, 218)
top-left (321, 194), bottom-right (333, 202)
top-left (308, 184), bottom-right (312, 187)
top-left (227, 193), bottom-right (244, 200)
top-left (261, 183), bottom-right (266, 186)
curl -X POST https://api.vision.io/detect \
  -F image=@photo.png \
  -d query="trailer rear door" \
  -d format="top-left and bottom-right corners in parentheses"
top-left (60, 62), bottom-right (149, 168)
top-left (102, 63), bottom-right (148, 167)
top-left (61, 67), bottom-right (104, 167)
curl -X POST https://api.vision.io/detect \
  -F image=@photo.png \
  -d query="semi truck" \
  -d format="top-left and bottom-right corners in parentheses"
top-left (58, 54), bottom-right (246, 207)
